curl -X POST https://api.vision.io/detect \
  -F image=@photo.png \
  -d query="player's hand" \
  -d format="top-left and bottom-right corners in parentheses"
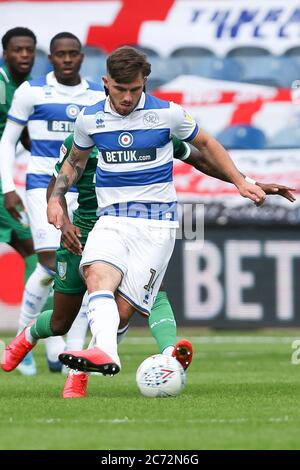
top-left (256, 182), bottom-right (296, 205)
top-left (47, 197), bottom-right (65, 229)
top-left (237, 181), bottom-right (266, 205)
top-left (61, 223), bottom-right (82, 255)
top-left (4, 191), bottom-right (25, 221)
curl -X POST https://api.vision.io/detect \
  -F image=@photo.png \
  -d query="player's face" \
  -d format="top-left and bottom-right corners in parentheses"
top-left (3, 36), bottom-right (35, 77)
top-left (103, 73), bottom-right (146, 116)
top-left (49, 38), bottom-right (83, 85)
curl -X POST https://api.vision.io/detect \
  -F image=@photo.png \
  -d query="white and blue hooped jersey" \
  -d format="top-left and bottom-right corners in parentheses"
top-left (7, 71), bottom-right (104, 192)
top-left (74, 93), bottom-right (199, 226)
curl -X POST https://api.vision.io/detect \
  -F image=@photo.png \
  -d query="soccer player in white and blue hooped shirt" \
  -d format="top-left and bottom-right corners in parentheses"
top-left (48, 46), bottom-right (266, 376)
top-left (0, 32), bottom-right (105, 372)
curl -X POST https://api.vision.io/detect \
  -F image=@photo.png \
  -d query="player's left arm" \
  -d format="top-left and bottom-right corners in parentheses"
top-left (171, 105), bottom-right (266, 204)
top-left (180, 144), bottom-right (296, 204)
top-left (189, 129), bottom-right (267, 204)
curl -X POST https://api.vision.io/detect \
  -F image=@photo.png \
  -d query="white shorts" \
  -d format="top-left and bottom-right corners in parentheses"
top-left (80, 216), bottom-right (176, 315)
top-left (26, 188), bottom-right (78, 252)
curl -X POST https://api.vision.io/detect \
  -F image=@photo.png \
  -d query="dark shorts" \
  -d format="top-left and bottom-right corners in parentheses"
top-left (54, 245), bottom-right (86, 295)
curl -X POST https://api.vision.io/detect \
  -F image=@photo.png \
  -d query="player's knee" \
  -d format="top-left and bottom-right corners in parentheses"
top-left (51, 317), bottom-right (71, 336)
top-left (84, 264), bottom-right (120, 291)
top-left (38, 251), bottom-right (55, 272)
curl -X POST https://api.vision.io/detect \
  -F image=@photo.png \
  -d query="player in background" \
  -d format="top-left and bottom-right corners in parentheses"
top-left (0, 32), bottom-right (105, 373)
top-left (1, 131), bottom-right (294, 397)
top-left (0, 27), bottom-right (39, 375)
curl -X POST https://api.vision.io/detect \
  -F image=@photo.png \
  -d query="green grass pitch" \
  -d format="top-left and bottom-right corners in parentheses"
top-left (0, 328), bottom-right (300, 450)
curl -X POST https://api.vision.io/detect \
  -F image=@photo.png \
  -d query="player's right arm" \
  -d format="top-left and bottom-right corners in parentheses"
top-left (48, 110), bottom-right (93, 229)
top-left (47, 145), bottom-right (90, 229)
top-left (48, 134), bottom-right (83, 254)
top-left (0, 81), bottom-right (33, 220)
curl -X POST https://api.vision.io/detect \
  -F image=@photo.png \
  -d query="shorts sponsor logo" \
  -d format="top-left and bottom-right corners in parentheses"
top-left (118, 132), bottom-right (133, 148)
top-left (48, 121), bottom-right (75, 132)
top-left (95, 111), bottom-right (105, 128)
top-left (183, 110), bottom-right (194, 123)
top-left (143, 111), bottom-right (159, 126)
top-left (66, 104), bottom-right (80, 119)
top-left (102, 148), bottom-right (156, 163)
top-left (58, 261), bottom-right (67, 280)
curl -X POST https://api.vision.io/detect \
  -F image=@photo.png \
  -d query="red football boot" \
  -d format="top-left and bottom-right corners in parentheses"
top-left (1, 330), bottom-right (35, 372)
top-left (63, 372), bottom-right (89, 398)
top-left (172, 338), bottom-right (193, 370)
top-left (59, 347), bottom-right (120, 376)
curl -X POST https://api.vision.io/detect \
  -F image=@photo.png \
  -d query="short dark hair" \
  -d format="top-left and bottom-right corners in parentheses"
top-left (2, 27), bottom-right (36, 50)
top-left (107, 46), bottom-right (151, 83)
top-left (50, 32), bottom-right (81, 53)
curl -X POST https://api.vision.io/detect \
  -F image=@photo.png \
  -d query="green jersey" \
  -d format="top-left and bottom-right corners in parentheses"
top-left (0, 65), bottom-right (23, 138)
top-left (0, 65), bottom-right (30, 192)
top-left (55, 134), bottom-right (191, 237)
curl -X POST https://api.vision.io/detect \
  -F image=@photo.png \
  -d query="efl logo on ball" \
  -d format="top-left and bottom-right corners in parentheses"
top-left (136, 354), bottom-right (185, 398)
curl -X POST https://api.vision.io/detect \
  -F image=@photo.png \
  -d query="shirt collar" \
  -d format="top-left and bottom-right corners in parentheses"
top-left (47, 71), bottom-right (90, 95)
top-left (104, 92), bottom-right (146, 115)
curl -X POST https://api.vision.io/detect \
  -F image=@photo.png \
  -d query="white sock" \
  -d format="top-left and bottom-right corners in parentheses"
top-left (69, 369), bottom-right (87, 376)
top-left (18, 263), bottom-right (54, 333)
top-left (163, 346), bottom-right (175, 356)
top-left (44, 336), bottom-right (66, 362)
top-left (117, 324), bottom-right (129, 344)
top-left (24, 326), bottom-right (37, 345)
top-left (87, 290), bottom-right (120, 365)
top-left (66, 292), bottom-right (89, 350)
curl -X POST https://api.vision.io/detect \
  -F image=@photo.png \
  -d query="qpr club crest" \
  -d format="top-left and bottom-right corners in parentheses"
top-left (118, 132), bottom-right (133, 148)
top-left (57, 261), bottom-right (67, 280)
top-left (143, 111), bottom-right (159, 127)
top-left (66, 104), bottom-right (80, 119)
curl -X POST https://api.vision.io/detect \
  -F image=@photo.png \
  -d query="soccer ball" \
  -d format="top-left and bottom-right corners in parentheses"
top-left (136, 354), bottom-right (186, 398)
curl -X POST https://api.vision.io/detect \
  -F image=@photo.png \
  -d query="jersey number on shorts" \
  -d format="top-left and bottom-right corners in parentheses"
top-left (144, 268), bottom-right (158, 293)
